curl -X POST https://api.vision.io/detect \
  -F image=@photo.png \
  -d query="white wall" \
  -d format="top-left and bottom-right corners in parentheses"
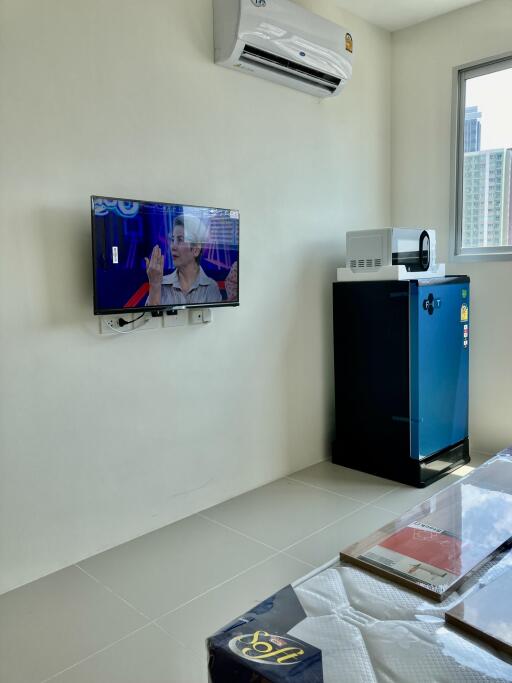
top-left (391, 0), bottom-right (512, 456)
top-left (0, 0), bottom-right (390, 594)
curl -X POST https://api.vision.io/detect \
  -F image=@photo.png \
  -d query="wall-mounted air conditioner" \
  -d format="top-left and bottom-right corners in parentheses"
top-left (213, 0), bottom-right (353, 98)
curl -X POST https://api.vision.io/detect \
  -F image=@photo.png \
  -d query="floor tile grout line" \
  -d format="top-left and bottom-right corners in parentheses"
top-left (36, 497), bottom-right (389, 683)
top-left (73, 516), bottom-right (284, 640)
top-left (278, 501), bottom-right (374, 554)
top-left (39, 592), bottom-right (219, 683)
top-left (152, 620), bottom-right (191, 649)
top-left (366, 486), bottom-right (401, 504)
top-left (281, 495), bottom-right (431, 559)
top-left (280, 550), bottom-right (339, 573)
top-left (149, 551), bottom-right (283, 623)
top-left (285, 471), bottom-right (458, 511)
top-left (285, 475), bottom-right (375, 504)
top-left (65, 528), bottom-right (313, 666)
top-left (197, 512), bottom-right (283, 553)
top-left (275, 552), bottom-right (317, 569)
top-left (370, 502), bottom-right (410, 514)
top-left (151, 551), bottom-right (317, 626)
top-left (280, 549), bottom-right (325, 566)
top-left (275, 551), bottom-right (316, 570)
top-left (35, 470), bottom-right (415, 683)
top-left (367, 485), bottom-right (459, 514)
top-left (74, 564), bottom-right (153, 622)
top-left (77, 543), bottom-right (295, 645)
top-left (199, 500), bottom-right (370, 558)
top-left (39, 623), bottom-right (154, 683)
top-left (154, 501), bottom-right (400, 638)
top-left (201, 499), bottom-right (380, 558)
top-left (285, 474), bottom-right (398, 506)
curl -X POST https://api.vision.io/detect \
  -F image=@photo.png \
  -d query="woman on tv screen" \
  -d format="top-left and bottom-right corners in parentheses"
top-left (145, 214), bottom-right (222, 306)
top-left (91, 196), bottom-right (239, 314)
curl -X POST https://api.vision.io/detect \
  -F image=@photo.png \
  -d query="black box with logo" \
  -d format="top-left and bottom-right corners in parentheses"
top-left (206, 584), bottom-right (324, 682)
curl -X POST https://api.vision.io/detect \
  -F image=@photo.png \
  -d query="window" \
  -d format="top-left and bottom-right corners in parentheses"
top-left (451, 54), bottom-right (512, 260)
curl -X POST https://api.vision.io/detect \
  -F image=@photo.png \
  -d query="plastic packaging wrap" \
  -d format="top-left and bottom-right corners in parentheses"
top-left (207, 451), bottom-right (512, 682)
top-left (341, 455), bottom-right (512, 601)
top-left (290, 553), bottom-right (512, 683)
top-left (208, 551), bottom-right (512, 682)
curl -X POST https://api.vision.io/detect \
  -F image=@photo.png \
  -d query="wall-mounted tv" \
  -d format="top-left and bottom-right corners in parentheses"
top-left (91, 195), bottom-right (239, 315)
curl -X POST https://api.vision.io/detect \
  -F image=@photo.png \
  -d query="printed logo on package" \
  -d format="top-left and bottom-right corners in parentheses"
top-left (229, 630), bottom-right (306, 666)
top-left (460, 304), bottom-right (469, 322)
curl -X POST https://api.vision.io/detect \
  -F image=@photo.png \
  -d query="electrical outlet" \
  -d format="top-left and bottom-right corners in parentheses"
top-left (100, 316), bottom-right (122, 335)
top-left (100, 313), bottom-right (162, 335)
top-left (189, 309), bottom-right (203, 324)
top-left (163, 309), bottom-right (187, 328)
top-left (135, 313), bottom-right (162, 332)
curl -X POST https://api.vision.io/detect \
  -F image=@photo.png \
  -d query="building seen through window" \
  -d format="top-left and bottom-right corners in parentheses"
top-left (460, 65), bottom-right (512, 251)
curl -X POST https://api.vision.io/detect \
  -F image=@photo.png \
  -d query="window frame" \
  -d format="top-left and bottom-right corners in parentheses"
top-left (450, 52), bottom-right (512, 262)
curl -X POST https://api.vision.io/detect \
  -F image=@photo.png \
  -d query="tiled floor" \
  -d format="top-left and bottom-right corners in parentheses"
top-left (1, 455), bottom-right (488, 683)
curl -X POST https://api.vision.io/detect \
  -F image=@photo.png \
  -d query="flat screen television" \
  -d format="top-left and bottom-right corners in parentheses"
top-left (91, 195), bottom-right (239, 315)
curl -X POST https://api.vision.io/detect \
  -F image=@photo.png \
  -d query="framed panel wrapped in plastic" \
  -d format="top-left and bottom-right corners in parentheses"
top-left (207, 449), bottom-right (512, 682)
top-left (340, 454), bottom-right (512, 601)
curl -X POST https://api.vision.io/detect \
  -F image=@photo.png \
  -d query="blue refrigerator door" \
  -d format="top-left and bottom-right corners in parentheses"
top-left (410, 280), bottom-right (469, 460)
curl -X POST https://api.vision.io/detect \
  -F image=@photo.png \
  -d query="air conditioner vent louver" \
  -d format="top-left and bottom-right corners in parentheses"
top-left (375, 258), bottom-right (382, 267)
top-left (366, 259), bottom-right (372, 267)
top-left (350, 259), bottom-right (357, 268)
top-left (213, 0), bottom-right (352, 98)
top-left (358, 259), bottom-right (365, 268)
top-left (240, 44), bottom-right (341, 94)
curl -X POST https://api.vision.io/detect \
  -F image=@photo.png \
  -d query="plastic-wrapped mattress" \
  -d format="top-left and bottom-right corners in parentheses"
top-left (207, 550), bottom-right (512, 682)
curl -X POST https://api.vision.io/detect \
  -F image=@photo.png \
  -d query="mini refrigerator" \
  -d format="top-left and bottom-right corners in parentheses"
top-left (332, 276), bottom-right (470, 487)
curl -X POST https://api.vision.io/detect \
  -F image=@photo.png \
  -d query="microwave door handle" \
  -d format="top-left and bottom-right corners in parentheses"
top-left (419, 230), bottom-right (430, 271)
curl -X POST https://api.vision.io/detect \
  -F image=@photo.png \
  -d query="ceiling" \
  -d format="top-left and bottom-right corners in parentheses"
top-left (332, 0), bottom-right (482, 31)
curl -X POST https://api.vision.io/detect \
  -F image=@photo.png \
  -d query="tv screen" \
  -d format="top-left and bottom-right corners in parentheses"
top-left (91, 196), bottom-right (239, 314)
